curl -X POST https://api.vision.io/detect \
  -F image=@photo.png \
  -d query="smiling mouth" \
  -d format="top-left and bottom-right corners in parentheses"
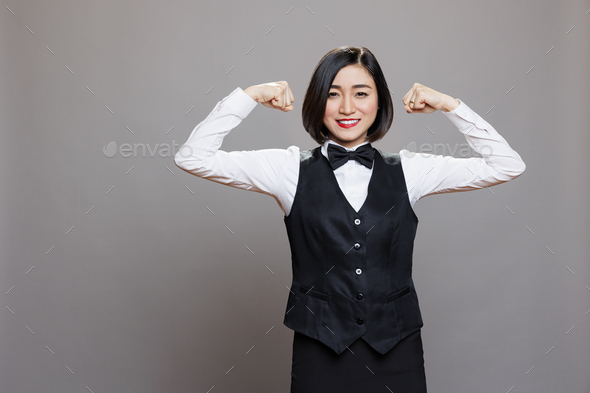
top-left (336, 119), bottom-right (360, 125)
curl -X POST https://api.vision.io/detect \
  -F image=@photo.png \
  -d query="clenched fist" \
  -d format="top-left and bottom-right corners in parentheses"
top-left (244, 81), bottom-right (295, 112)
top-left (402, 83), bottom-right (460, 114)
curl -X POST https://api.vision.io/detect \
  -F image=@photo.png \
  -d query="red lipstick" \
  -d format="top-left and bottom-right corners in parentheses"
top-left (336, 119), bottom-right (360, 128)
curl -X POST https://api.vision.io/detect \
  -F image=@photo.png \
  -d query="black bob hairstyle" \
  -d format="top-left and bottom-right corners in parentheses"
top-left (302, 46), bottom-right (394, 145)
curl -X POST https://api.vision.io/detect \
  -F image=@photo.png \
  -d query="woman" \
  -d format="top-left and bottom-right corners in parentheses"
top-left (174, 46), bottom-right (526, 393)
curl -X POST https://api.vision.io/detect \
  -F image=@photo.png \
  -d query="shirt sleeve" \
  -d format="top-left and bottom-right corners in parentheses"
top-left (400, 99), bottom-right (526, 207)
top-left (173, 87), bottom-right (299, 214)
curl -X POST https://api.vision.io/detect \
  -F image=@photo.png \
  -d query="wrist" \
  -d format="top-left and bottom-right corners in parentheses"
top-left (244, 86), bottom-right (260, 103)
top-left (442, 96), bottom-right (460, 112)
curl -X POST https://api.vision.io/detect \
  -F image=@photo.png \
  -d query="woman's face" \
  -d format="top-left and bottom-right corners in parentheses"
top-left (323, 65), bottom-right (379, 148)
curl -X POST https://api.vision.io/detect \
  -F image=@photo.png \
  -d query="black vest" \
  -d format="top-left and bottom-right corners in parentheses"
top-left (283, 146), bottom-right (423, 355)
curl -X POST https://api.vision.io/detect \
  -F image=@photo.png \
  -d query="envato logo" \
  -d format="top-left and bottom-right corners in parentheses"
top-left (400, 141), bottom-right (493, 158)
top-left (102, 140), bottom-right (492, 159)
top-left (103, 141), bottom-right (193, 158)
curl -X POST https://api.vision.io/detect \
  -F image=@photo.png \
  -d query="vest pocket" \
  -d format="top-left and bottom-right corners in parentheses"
top-left (384, 286), bottom-right (410, 303)
top-left (299, 285), bottom-right (332, 302)
top-left (387, 286), bottom-right (424, 334)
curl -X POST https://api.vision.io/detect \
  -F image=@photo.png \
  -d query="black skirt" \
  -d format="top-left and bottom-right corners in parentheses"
top-left (290, 330), bottom-right (427, 393)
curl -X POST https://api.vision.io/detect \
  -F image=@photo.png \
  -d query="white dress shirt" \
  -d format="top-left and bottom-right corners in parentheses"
top-left (174, 87), bottom-right (526, 217)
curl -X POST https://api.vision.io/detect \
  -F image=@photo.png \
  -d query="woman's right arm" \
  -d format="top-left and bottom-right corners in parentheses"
top-left (173, 83), bottom-right (297, 211)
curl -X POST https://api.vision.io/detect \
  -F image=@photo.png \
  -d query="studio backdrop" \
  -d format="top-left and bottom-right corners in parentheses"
top-left (1, 0), bottom-right (589, 392)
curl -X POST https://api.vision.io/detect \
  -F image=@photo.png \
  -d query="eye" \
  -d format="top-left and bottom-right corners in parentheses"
top-left (328, 92), bottom-right (369, 97)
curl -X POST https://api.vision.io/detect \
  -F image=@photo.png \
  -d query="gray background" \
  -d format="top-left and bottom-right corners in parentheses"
top-left (1, 0), bottom-right (589, 392)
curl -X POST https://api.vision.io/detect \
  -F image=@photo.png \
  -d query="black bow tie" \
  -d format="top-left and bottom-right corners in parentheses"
top-left (327, 143), bottom-right (374, 170)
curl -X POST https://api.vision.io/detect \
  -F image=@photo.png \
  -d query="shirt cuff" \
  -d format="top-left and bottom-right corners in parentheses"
top-left (214, 87), bottom-right (258, 119)
top-left (441, 99), bottom-right (490, 133)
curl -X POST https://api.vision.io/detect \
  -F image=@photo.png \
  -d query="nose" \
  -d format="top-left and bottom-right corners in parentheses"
top-left (339, 94), bottom-right (356, 115)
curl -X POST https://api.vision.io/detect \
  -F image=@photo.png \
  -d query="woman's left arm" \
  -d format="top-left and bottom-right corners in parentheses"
top-left (399, 83), bottom-right (526, 207)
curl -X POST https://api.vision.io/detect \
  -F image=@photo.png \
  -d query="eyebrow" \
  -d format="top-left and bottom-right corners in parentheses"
top-left (330, 84), bottom-right (373, 89)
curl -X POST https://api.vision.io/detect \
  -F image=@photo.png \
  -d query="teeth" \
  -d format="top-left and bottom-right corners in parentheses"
top-left (337, 119), bottom-right (359, 125)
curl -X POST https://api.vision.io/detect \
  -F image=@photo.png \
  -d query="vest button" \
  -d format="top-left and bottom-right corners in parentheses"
top-left (356, 293), bottom-right (364, 300)
top-left (354, 218), bottom-right (361, 225)
top-left (356, 318), bottom-right (364, 325)
top-left (355, 268), bottom-right (362, 275)
top-left (354, 242), bottom-right (361, 250)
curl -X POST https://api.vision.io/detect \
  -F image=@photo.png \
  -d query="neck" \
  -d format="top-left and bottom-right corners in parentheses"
top-left (327, 139), bottom-right (369, 150)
